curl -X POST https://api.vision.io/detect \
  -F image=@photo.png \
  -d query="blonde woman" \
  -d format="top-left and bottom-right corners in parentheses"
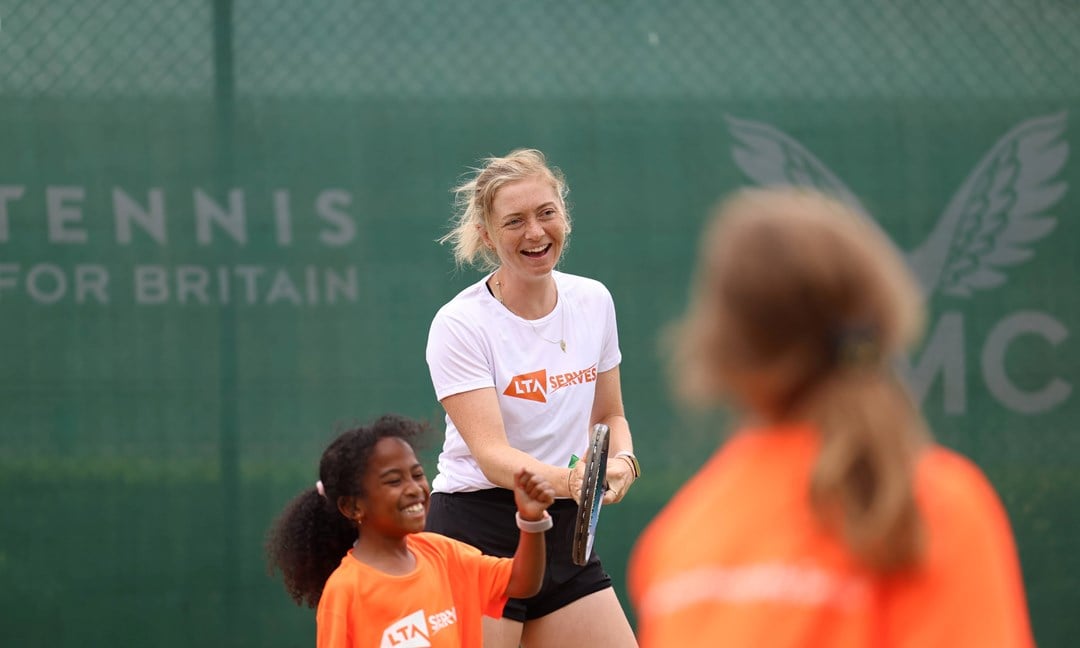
top-left (425, 149), bottom-right (639, 647)
top-left (629, 188), bottom-right (1033, 647)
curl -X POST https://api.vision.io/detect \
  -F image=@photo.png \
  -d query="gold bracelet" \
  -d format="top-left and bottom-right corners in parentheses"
top-left (614, 451), bottom-right (641, 479)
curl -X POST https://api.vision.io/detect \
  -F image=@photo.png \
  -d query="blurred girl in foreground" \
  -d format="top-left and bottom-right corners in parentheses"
top-left (629, 188), bottom-right (1033, 647)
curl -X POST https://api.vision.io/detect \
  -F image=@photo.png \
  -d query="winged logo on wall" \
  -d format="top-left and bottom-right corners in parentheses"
top-left (725, 112), bottom-right (1069, 298)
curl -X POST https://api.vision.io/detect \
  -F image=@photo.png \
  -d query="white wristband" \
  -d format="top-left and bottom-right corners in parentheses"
top-left (515, 511), bottom-right (553, 533)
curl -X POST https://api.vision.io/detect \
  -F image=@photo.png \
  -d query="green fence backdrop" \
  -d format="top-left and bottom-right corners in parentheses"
top-left (1, 1), bottom-right (1078, 646)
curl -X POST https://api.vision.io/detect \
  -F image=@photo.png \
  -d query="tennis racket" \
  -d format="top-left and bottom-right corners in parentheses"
top-left (571, 423), bottom-right (610, 566)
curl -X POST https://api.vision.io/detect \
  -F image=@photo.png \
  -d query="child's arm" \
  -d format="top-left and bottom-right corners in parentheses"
top-left (505, 468), bottom-right (556, 599)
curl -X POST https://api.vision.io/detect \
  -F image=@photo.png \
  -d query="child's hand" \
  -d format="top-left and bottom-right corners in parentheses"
top-left (513, 468), bottom-right (556, 522)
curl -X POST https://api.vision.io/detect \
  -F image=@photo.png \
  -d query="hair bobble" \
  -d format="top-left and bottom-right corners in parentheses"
top-left (832, 323), bottom-right (883, 367)
top-left (315, 480), bottom-right (326, 498)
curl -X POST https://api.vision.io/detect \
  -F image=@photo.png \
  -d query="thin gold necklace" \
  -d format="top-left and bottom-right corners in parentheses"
top-left (493, 274), bottom-right (567, 352)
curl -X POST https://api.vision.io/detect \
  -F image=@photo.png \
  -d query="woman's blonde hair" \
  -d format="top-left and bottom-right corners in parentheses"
top-left (672, 186), bottom-right (929, 572)
top-left (439, 149), bottom-right (571, 271)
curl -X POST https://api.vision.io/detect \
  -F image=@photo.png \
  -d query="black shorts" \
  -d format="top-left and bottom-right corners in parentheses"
top-left (425, 488), bottom-right (612, 622)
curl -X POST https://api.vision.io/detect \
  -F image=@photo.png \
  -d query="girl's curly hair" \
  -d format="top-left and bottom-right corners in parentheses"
top-left (265, 414), bottom-right (426, 607)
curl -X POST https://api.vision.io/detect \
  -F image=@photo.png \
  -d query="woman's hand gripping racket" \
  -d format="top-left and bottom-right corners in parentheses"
top-left (571, 423), bottom-right (610, 566)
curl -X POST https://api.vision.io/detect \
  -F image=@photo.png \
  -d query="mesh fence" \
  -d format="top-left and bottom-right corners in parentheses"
top-left (1, 1), bottom-right (1078, 646)
top-left (3, 1), bottom-right (1079, 99)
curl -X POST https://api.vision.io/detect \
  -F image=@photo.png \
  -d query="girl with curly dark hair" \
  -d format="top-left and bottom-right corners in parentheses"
top-left (266, 414), bottom-right (555, 647)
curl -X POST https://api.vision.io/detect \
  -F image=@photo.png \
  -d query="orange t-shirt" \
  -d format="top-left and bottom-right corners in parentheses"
top-left (316, 532), bottom-right (513, 648)
top-left (628, 425), bottom-right (1034, 648)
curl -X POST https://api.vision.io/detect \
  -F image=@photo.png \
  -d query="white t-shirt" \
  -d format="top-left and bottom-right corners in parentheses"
top-left (426, 270), bottom-right (622, 493)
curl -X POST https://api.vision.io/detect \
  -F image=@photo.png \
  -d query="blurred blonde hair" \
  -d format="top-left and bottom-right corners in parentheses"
top-left (439, 148), bottom-right (571, 271)
top-left (672, 186), bottom-right (929, 572)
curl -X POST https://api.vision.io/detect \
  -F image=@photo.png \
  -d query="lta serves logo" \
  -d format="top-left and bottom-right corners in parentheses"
top-left (380, 610), bottom-right (430, 648)
top-left (380, 608), bottom-right (458, 647)
top-left (503, 365), bottom-right (599, 403)
top-left (727, 113), bottom-right (1071, 415)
